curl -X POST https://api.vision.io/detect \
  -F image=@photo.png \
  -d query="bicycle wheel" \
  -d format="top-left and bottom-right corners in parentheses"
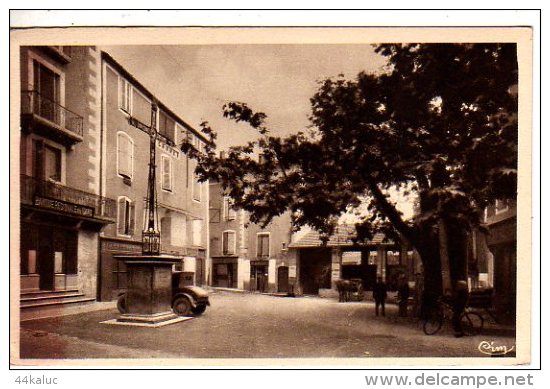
top-left (423, 311), bottom-right (443, 335)
top-left (461, 312), bottom-right (484, 336)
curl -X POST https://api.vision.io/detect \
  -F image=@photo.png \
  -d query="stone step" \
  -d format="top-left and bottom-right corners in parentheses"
top-left (20, 297), bottom-right (96, 321)
top-left (20, 292), bottom-right (87, 306)
top-left (20, 289), bottom-right (80, 299)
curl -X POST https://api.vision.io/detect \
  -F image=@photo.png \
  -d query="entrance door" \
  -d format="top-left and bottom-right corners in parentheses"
top-left (277, 266), bottom-right (289, 293)
top-left (250, 264), bottom-right (268, 292)
top-left (38, 229), bottom-right (55, 290)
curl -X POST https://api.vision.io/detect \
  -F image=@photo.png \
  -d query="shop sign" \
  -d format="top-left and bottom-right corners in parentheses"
top-left (34, 196), bottom-right (94, 218)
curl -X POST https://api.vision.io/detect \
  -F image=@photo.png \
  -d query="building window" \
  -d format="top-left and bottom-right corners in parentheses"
top-left (161, 155), bottom-right (172, 192)
top-left (32, 60), bottom-right (61, 123)
top-left (192, 219), bottom-right (202, 246)
top-left (118, 77), bottom-right (131, 113)
top-left (222, 230), bottom-right (236, 255)
top-left (257, 233), bottom-right (270, 258)
top-left (117, 196), bottom-right (135, 236)
top-left (44, 145), bottom-right (62, 182)
top-left (117, 132), bottom-right (134, 180)
top-left (31, 139), bottom-right (63, 182)
top-left (224, 197), bottom-right (236, 221)
top-left (158, 110), bottom-right (176, 144)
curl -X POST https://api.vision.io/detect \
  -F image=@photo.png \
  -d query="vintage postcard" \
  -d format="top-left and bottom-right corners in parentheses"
top-left (10, 23), bottom-right (533, 367)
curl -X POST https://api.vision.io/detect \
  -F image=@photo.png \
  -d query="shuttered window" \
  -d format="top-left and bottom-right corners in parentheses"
top-left (119, 77), bottom-right (131, 113)
top-left (117, 197), bottom-right (135, 236)
top-left (257, 233), bottom-right (270, 258)
top-left (222, 231), bottom-right (236, 255)
top-left (117, 132), bottom-right (133, 179)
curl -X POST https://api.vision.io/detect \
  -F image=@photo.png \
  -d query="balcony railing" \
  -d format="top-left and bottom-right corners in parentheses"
top-left (21, 174), bottom-right (116, 221)
top-left (21, 90), bottom-right (83, 139)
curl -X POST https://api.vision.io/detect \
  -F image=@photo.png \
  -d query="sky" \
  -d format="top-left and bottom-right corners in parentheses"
top-left (104, 44), bottom-right (413, 219)
top-left (103, 44), bottom-right (388, 150)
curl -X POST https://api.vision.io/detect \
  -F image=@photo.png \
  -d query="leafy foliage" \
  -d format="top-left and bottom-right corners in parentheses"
top-left (182, 43), bottom-right (518, 251)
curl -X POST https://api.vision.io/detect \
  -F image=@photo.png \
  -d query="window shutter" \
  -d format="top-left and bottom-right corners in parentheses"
top-left (117, 198), bottom-right (126, 235)
top-left (223, 198), bottom-right (229, 220)
top-left (228, 232), bottom-right (235, 254)
top-left (129, 201), bottom-right (135, 235)
top-left (118, 134), bottom-right (129, 178)
top-left (223, 232), bottom-right (228, 254)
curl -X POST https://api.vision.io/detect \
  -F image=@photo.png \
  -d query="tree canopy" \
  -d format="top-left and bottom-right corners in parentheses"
top-left (182, 43), bottom-right (518, 254)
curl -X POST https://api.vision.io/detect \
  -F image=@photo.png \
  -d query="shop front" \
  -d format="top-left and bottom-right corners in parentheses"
top-left (212, 257), bottom-right (238, 288)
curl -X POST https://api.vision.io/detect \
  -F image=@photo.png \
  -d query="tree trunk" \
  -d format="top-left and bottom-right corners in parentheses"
top-left (415, 236), bottom-right (442, 318)
top-left (438, 218), bottom-right (453, 295)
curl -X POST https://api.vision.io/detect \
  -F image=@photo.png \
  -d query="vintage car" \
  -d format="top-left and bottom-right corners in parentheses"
top-left (117, 271), bottom-right (210, 316)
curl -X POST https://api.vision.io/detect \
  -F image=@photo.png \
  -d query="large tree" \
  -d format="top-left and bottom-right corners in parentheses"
top-left (183, 43), bottom-right (518, 307)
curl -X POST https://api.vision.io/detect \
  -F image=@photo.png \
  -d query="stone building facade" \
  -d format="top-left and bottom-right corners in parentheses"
top-left (19, 46), bottom-right (116, 317)
top-left (208, 180), bottom-right (293, 293)
top-left (98, 52), bottom-right (210, 301)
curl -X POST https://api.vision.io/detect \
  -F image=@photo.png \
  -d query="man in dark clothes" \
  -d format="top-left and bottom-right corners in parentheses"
top-left (373, 277), bottom-right (387, 316)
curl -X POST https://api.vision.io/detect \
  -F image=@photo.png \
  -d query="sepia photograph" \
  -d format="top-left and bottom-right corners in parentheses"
top-left (9, 20), bottom-right (533, 367)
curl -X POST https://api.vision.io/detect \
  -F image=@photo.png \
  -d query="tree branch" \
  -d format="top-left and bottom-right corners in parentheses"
top-left (365, 177), bottom-right (417, 245)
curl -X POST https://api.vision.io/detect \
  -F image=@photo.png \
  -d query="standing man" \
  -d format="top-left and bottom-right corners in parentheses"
top-left (373, 277), bottom-right (387, 317)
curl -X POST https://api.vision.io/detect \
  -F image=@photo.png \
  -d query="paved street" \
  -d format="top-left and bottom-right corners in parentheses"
top-left (19, 291), bottom-right (515, 359)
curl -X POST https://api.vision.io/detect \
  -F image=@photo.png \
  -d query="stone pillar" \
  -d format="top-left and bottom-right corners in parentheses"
top-left (114, 254), bottom-right (181, 326)
top-left (330, 248), bottom-right (341, 290)
top-left (268, 259), bottom-right (276, 292)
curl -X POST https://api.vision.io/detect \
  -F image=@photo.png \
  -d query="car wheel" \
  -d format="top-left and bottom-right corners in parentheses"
top-left (173, 296), bottom-right (192, 316)
top-left (117, 294), bottom-right (127, 314)
top-left (191, 304), bottom-right (207, 315)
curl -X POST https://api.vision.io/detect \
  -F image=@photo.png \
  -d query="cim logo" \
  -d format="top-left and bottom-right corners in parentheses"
top-left (478, 340), bottom-right (515, 356)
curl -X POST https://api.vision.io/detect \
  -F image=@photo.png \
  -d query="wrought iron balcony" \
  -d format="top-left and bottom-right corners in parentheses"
top-left (20, 174), bottom-right (116, 222)
top-left (20, 90), bottom-right (84, 146)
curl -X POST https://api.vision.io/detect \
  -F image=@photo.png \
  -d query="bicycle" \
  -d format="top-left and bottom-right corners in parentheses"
top-left (423, 296), bottom-right (484, 336)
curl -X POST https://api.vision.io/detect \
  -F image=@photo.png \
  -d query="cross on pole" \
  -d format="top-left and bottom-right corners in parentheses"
top-left (128, 104), bottom-right (161, 255)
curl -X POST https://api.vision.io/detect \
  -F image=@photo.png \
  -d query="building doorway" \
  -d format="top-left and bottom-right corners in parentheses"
top-left (21, 222), bottom-right (78, 292)
top-left (277, 266), bottom-right (289, 293)
top-left (250, 261), bottom-right (269, 292)
top-left (299, 248), bottom-right (331, 295)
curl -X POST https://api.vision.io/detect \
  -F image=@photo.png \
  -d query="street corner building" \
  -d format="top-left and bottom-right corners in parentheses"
top-left (18, 46), bottom-right (210, 320)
